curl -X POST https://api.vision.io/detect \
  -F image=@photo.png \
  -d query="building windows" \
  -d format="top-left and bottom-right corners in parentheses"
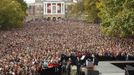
top-left (52, 5), bottom-right (56, 14)
top-left (44, 2), bottom-right (65, 15)
top-left (47, 3), bottom-right (51, 13)
top-left (52, 3), bottom-right (56, 14)
top-left (57, 3), bottom-right (61, 13)
top-left (52, 3), bottom-right (56, 5)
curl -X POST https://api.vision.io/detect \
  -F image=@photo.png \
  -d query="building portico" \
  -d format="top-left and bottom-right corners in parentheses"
top-left (43, 1), bottom-right (65, 20)
top-left (26, 0), bottom-right (78, 21)
top-left (44, 2), bottom-right (65, 15)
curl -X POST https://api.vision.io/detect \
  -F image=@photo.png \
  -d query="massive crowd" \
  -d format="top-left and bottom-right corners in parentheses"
top-left (0, 19), bottom-right (134, 75)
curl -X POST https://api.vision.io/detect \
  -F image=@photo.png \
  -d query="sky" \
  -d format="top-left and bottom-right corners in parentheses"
top-left (24, 0), bottom-right (78, 3)
top-left (24, 0), bottom-right (35, 3)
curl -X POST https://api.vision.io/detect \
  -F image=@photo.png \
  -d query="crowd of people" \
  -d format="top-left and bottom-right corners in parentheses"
top-left (0, 19), bottom-right (134, 75)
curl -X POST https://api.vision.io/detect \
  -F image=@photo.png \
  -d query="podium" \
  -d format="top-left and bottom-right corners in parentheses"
top-left (87, 66), bottom-right (94, 71)
top-left (86, 62), bottom-right (94, 71)
top-left (87, 71), bottom-right (99, 75)
top-left (81, 63), bottom-right (99, 75)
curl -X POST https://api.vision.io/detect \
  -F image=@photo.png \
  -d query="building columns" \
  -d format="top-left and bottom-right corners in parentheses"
top-left (44, 2), bottom-right (65, 15)
top-left (61, 3), bottom-right (63, 14)
top-left (51, 3), bottom-right (52, 14)
top-left (44, 3), bottom-right (47, 15)
top-left (56, 3), bottom-right (57, 14)
top-left (62, 3), bottom-right (65, 14)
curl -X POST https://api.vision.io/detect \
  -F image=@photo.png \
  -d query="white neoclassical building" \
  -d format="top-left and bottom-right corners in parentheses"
top-left (43, 0), bottom-right (65, 20)
top-left (27, 0), bottom-right (79, 20)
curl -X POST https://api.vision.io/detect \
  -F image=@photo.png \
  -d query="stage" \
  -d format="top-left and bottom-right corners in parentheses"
top-left (40, 61), bottom-right (134, 75)
top-left (96, 61), bottom-right (125, 75)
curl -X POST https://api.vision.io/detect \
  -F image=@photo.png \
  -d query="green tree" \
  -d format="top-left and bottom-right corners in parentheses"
top-left (83, 0), bottom-right (100, 23)
top-left (68, 1), bottom-right (84, 17)
top-left (68, 0), bottom-right (99, 23)
top-left (97, 0), bottom-right (134, 37)
top-left (0, 0), bottom-right (26, 29)
top-left (16, 0), bottom-right (27, 14)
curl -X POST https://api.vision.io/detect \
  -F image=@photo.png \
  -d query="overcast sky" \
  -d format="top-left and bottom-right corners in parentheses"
top-left (24, 0), bottom-right (78, 3)
top-left (24, 0), bottom-right (35, 3)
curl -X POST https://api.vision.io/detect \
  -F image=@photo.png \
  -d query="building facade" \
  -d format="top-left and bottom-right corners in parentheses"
top-left (27, 0), bottom-right (77, 20)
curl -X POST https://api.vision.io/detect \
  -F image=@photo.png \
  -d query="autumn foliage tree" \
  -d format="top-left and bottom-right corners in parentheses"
top-left (0, 0), bottom-right (27, 30)
top-left (16, 0), bottom-right (27, 14)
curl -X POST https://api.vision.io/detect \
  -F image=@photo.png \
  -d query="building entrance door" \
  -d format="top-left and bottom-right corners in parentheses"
top-left (52, 4), bottom-right (56, 14)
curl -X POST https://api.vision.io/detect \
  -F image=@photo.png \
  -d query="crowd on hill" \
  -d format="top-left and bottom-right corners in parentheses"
top-left (0, 19), bottom-right (134, 75)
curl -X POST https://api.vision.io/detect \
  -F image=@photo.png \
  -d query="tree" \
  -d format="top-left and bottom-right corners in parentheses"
top-left (97, 0), bottom-right (134, 37)
top-left (83, 0), bottom-right (100, 23)
top-left (68, 1), bottom-right (84, 17)
top-left (68, 0), bottom-right (100, 23)
top-left (0, 0), bottom-right (26, 29)
top-left (16, 0), bottom-right (27, 14)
